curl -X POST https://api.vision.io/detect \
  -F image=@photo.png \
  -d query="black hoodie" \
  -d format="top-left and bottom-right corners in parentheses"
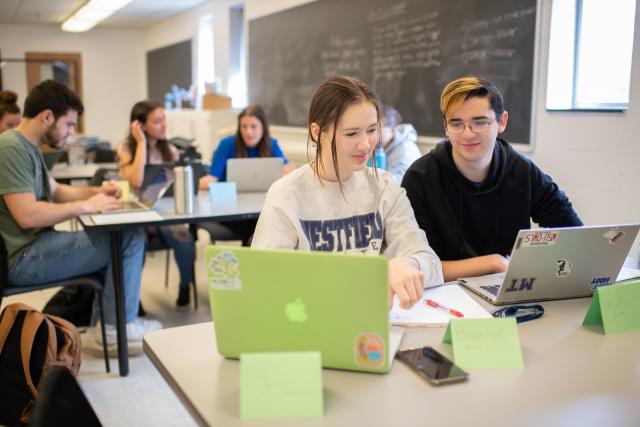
top-left (401, 138), bottom-right (582, 261)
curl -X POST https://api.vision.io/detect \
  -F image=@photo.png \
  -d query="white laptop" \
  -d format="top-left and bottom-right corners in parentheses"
top-left (226, 157), bottom-right (283, 192)
top-left (459, 224), bottom-right (640, 305)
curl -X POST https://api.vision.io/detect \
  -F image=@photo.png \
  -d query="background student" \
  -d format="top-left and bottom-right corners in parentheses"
top-left (0, 90), bottom-right (22, 134)
top-left (198, 104), bottom-right (289, 188)
top-left (402, 76), bottom-right (582, 282)
top-left (0, 80), bottom-right (159, 352)
top-left (118, 100), bottom-right (196, 309)
top-left (379, 105), bottom-right (421, 183)
top-left (251, 75), bottom-right (443, 309)
top-left (198, 104), bottom-right (289, 246)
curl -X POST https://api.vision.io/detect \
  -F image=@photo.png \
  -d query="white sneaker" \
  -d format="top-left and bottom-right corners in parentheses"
top-left (91, 318), bottom-right (163, 355)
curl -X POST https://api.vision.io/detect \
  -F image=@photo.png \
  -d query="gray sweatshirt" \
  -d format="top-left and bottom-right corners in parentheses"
top-left (384, 124), bottom-right (422, 184)
top-left (251, 164), bottom-right (443, 288)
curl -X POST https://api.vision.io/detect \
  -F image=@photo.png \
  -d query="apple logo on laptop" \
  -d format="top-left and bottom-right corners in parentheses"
top-left (285, 298), bottom-right (307, 322)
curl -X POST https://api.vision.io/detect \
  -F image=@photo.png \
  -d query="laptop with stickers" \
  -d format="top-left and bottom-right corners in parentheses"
top-left (226, 158), bottom-right (283, 192)
top-left (205, 246), bottom-right (403, 374)
top-left (459, 224), bottom-right (640, 305)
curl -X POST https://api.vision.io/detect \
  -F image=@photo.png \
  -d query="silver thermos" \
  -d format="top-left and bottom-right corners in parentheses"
top-left (174, 163), bottom-right (194, 214)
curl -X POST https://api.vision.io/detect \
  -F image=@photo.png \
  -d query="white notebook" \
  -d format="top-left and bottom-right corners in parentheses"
top-left (90, 210), bottom-right (164, 225)
top-left (389, 283), bottom-right (492, 326)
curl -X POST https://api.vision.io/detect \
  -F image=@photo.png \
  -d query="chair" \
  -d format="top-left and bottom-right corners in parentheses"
top-left (28, 366), bottom-right (102, 427)
top-left (0, 234), bottom-right (110, 373)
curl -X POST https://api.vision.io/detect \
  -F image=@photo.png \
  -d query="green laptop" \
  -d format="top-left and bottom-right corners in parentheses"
top-left (205, 246), bottom-right (394, 373)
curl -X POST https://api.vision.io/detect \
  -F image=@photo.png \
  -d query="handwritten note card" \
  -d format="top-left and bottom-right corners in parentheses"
top-left (583, 282), bottom-right (640, 334)
top-left (240, 351), bottom-right (323, 420)
top-left (442, 318), bottom-right (524, 370)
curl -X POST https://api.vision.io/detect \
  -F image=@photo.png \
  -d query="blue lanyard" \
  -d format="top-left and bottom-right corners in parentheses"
top-left (492, 304), bottom-right (544, 323)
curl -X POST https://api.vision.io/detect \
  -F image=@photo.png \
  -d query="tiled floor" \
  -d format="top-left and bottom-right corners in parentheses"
top-left (1, 228), bottom-right (231, 427)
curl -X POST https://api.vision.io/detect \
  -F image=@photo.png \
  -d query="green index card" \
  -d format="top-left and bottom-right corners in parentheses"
top-left (442, 318), bottom-right (524, 370)
top-left (240, 351), bottom-right (323, 420)
top-left (583, 282), bottom-right (640, 334)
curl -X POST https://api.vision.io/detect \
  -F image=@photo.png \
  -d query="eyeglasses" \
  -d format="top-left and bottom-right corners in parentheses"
top-left (492, 304), bottom-right (544, 323)
top-left (446, 118), bottom-right (494, 134)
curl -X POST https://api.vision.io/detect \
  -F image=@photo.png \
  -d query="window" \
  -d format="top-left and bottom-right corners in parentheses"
top-left (228, 4), bottom-right (247, 108)
top-left (546, 0), bottom-right (636, 110)
top-left (197, 14), bottom-right (215, 97)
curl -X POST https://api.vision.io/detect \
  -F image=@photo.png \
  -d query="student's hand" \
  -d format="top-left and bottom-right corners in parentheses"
top-left (83, 193), bottom-right (121, 213)
top-left (486, 254), bottom-right (509, 273)
top-left (198, 174), bottom-right (217, 191)
top-left (99, 180), bottom-right (122, 199)
top-left (130, 120), bottom-right (146, 146)
top-left (388, 257), bottom-right (424, 310)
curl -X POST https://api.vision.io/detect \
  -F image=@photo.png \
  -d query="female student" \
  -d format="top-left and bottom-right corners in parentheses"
top-left (198, 104), bottom-right (289, 245)
top-left (118, 100), bottom-right (196, 309)
top-left (0, 90), bottom-right (21, 133)
top-left (251, 76), bottom-right (443, 309)
top-left (198, 104), bottom-right (289, 189)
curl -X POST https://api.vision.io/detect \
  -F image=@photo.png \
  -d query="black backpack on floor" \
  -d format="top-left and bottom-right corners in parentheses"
top-left (42, 286), bottom-right (95, 327)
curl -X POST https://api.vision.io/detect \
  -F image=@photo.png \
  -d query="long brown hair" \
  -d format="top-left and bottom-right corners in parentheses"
top-left (0, 90), bottom-right (20, 120)
top-left (234, 104), bottom-right (272, 158)
top-left (307, 75), bottom-right (382, 186)
top-left (125, 100), bottom-right (173, 164)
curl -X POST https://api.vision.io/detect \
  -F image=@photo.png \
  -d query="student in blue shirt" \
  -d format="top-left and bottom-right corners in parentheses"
top-left (198, 104), bottom-right (289, 189)
top-left (198, 104), bottom-right (289, 245)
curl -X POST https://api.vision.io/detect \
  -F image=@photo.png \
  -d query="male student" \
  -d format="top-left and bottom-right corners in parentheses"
top-left (402, 76), bottom-right (582, 281)
top-left (0, 80), bottom-right (160, 352)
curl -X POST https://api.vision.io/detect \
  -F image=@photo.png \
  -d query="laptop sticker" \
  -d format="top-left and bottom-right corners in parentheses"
top-left (208, 251), bottom-right (242, 291)
top-left (504, 278), bottom-right (536, 292)
top-left (354, 333), bottom-right (385, 368)
top-left (603, 228), bottom-right (625, 245)
top-left (521, 231), bottom-right (559, 247)
top-left (555, 259), bottom-right (573, 277)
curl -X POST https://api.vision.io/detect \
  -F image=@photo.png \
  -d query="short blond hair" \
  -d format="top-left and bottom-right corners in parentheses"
top-left (440, 76), bottom-right (504, 122)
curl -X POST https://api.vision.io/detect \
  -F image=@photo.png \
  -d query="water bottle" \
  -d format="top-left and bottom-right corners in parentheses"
top-left (174, 162), bottom-right (194, 214)
top-left (369, 144), bottom-right (387, 170)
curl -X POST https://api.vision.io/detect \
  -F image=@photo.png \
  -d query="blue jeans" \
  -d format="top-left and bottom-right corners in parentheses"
top-left (154, 225), bottom-right (195, 289)
top-left (8, 229), bottom-right (145, 325)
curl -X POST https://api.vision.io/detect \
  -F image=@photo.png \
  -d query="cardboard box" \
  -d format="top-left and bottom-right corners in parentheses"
top-left (202, 93), bottom-right (232, 110)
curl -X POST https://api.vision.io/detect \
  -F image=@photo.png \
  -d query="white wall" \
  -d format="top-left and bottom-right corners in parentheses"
top-left (0, 24), bottom-right (146, 145)
top-left (530, 0), bottom-right (640, 227)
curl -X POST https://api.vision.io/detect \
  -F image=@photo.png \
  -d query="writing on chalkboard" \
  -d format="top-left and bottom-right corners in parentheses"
top-left (249, 0), bottom-right (536, 144)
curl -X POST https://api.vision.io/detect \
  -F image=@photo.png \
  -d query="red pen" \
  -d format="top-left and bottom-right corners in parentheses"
top-left (425, 299), bottom-right (464, 318)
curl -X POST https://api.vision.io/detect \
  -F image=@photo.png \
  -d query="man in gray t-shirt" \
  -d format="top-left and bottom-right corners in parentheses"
top-left (0, 80), bottom-right (160, 352)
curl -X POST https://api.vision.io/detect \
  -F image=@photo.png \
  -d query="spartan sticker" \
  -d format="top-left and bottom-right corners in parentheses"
top-left (208, 251), bottom-right (242, 291)
top-left (555, 259), bottom-right (572, 277)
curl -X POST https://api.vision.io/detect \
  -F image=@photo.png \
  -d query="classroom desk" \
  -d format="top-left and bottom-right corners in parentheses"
top-left (79, 191), bottom-right (266, 376)
top-left (51, 162), bottom-right (118, 181)
top-left (143, 297), bottom-right (640, 427)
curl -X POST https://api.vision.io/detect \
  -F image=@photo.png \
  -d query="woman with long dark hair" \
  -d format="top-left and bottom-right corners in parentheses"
top-left (118, 100), bottom-right (196, 309)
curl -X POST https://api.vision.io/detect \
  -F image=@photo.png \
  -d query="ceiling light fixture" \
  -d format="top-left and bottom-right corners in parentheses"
top-left (61, 0), bottom-right (135, 32)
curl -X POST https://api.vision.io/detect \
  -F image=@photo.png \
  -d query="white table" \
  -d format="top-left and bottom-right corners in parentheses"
top-left (143, 297), bottom-right (640, 427)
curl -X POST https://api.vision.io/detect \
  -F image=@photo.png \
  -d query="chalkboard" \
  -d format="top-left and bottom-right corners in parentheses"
top-left (249, 0), bottom-right (536, 144)
top-left (147, 40), bottom-right (192, 104)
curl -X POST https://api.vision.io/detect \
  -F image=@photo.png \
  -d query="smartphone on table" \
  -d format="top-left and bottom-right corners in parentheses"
top-left (396, 346), bottom-right (467, 385)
